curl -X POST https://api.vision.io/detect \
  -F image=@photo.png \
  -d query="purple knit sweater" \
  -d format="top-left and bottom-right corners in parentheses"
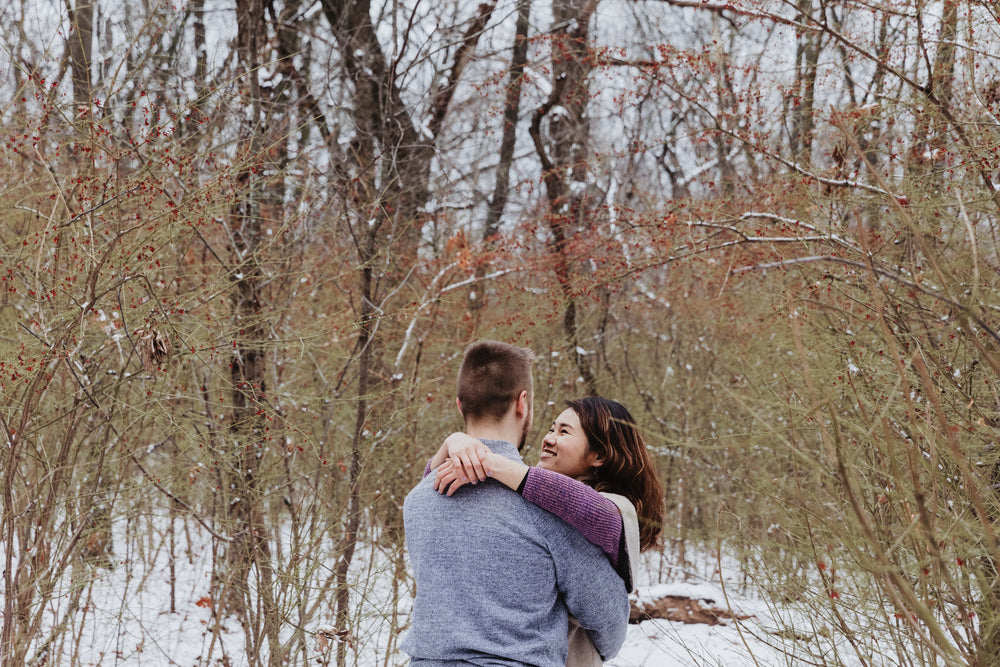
top-left (423, 461), bottom-right (625, 572)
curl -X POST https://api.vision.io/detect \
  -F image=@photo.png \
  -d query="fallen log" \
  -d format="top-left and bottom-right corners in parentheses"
top-left (629, 593), bottom-right (751, 626)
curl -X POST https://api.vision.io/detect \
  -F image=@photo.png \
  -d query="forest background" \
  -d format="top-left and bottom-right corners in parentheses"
top-left (2, 0), bottom-right (1000, 665)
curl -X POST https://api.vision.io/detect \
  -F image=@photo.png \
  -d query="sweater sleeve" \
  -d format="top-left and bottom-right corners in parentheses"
top-left (422, 459), bottom-right (432, 478)
top-left (521, 467), bottom-right (624, 570)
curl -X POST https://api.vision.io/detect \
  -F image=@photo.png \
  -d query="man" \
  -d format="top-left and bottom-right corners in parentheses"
top-left (402, 340), bottom-right (629, 666)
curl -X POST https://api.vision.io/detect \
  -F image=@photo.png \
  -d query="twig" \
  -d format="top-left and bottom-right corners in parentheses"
top-left (633, 0), bottom-right (817, 31)
top-left (731, 254), bottom-right (1000, 347)
top-left (128, 452), bottom-right (232, 542)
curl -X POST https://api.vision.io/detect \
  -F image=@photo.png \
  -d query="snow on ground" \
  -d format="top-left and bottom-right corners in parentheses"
top-left (10, 515), bottom-right (880, 666)
top-left (613, 581), bottom-right (808, 667)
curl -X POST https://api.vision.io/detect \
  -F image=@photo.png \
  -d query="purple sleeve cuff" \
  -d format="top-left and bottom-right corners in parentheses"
top-left (423, 459), bottom-right (432, 478)
top-left (521, 467), bottom-right (623, 568)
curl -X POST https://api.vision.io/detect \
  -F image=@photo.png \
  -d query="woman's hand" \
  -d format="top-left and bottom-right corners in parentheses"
top-left (434, 458), bottom-right (473, 496)
top-left (433, 433), bottom-right (492, 490)
top-left (430, 432), bottom-right (530, 496)
top-left (434, 446), bottom-right (531, 498)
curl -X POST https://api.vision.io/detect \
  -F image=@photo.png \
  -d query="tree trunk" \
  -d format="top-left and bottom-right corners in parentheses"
top-left (789, 0), bottom-right (819, 167)
top-left (335, 241), bottom-right (376, 667)
top-left (908, 0), bottom-right (957, 183)
top-left (320, 0), bottom-right (435, 272)
top-left (482, 0), bottom-right (530, 243)
top-left (67, 0), bottom-right (94, 108)
top-left (314, 5), bottom-right (449, 660)
top-left (530, 0), bottom-right (599, 396)
top-left (471, 0), bottom-right (531, 318)
top-left (219, 4), bottom-right (284, 664)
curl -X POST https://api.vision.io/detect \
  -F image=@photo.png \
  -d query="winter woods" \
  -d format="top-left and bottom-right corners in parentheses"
top-left (3, 0), bottom-right (1000, 664)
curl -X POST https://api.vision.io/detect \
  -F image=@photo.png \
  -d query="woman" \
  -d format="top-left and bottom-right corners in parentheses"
top-left (425, 397), bottom-right (664, 666)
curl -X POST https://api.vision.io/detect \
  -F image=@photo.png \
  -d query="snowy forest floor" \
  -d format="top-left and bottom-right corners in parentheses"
top-left (19, 515), bottom-right (902, 666)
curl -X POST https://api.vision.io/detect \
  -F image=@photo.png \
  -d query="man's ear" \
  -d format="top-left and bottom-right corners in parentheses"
top-left (515, 390), bottom-right (529, 418)
top-left (456, 397), bottom-right (463, 416)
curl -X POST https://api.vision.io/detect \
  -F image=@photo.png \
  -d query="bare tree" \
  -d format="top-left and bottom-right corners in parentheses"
top-left (531, 0), bottom-right (600, 396)
top-left (66, 0), bottom-right (94, 108)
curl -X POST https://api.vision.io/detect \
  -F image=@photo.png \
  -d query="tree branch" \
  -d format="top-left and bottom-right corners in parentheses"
top-left (428, 1), bottom-right (498, 139)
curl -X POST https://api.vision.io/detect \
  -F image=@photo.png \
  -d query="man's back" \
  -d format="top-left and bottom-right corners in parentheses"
top-left (402, 439), bottom-right (628, 666)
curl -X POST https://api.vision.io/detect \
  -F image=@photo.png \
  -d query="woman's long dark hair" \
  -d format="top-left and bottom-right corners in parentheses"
top-left (566, 397), bottom-right (664, 551)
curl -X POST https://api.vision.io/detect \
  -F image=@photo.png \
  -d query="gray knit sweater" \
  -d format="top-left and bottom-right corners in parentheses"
top-left (402, 439), bottom-right (629, 666)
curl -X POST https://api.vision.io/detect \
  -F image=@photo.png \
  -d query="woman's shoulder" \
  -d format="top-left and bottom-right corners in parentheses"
top-left (598, 491), bottom-right (637, 516)
top-left (598, 491), bottom-right (641, 590)
top-left (597, 492), bottom-right (638, 533)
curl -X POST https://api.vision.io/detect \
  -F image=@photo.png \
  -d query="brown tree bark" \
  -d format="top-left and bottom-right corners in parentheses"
top-left (219, 2), bottom-right (284, 664)
top-left (530, 0), bottom-right (599, 396)
top-left (334, 230), bottom-right (377, 667)
top-left (908, 0), bottom-right (957, 182)
top-left (429, 1), bottom-right (500, 140)
top-left (315, 3), bottom-right (448, 663)
top-left (319, 0), bottom-right (435, 271)
top-left (66, 0), bottom-right (94, 108)
top-left (789, 0), bottom-right (819, 167)
top-left (466, 0), bottom-right (533, 320)
top-left (484, 0), bottom-right (532, 243)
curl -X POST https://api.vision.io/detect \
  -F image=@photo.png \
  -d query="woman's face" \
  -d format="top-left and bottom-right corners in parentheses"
top-left (537, 408), bottom-right (601, 479)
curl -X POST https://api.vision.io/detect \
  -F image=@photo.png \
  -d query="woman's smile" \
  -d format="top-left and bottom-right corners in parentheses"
top-left (536, 408), bottom-right (600, 479)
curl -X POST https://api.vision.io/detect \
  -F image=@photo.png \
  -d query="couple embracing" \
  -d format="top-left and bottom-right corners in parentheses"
top-left (403, 340), bottom-right (664, 666)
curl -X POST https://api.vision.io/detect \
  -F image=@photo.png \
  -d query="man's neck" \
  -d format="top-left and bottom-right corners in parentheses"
top-left (465, 421), bottom-right (521, 447)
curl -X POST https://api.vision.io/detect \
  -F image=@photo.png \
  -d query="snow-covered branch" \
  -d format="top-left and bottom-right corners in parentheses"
top-left (393, 266), bottom-right (521, 369)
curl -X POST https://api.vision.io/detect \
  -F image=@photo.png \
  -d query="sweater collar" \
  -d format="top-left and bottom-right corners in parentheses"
top-left (476, 438), bottom-right (523, 463)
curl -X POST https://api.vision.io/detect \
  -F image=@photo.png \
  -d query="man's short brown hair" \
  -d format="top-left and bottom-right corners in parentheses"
top-left (457, 340), bottom-right (534, 422)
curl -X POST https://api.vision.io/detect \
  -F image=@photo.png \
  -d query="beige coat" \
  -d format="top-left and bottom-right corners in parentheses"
top-left (566, 493), bottom-right (640, 666)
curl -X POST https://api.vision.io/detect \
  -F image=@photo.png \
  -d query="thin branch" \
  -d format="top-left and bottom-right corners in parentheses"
top-left (128, 452), bottom-right (233, 542)
top-left (394, 265), bottom-right (519, 368)
top-left (428, 0), bottom-right (498, 139)
top-left (712, 125), bottom-right (906, 200)
top-left (738, 212), bottom-right (863, 253)
top-left (731, 254), bottom-right (1000, 345)
top-left (630, 0), bottom-right (816, 31)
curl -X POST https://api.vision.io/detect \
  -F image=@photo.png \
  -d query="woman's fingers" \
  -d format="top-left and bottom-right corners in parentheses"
top-left (434, 459), bottom-right (470, 495)
top-left (459, 452), bottom-right (487, 483)
top-left (452, 456), bottom-right (472, 484)
top-left (433, 460), bottom-right (455, 491)
top-left (434, 451), bottom-right (492, 496)
top-left (472, 446), bottom-right (491, 480)
top-left (477, 443), bottom-right (493, 477)
top-left (445, 436), bottom-right (493, 483)
top-left (443, 473), bottom-right (468, 495)
top-left (455, 444), bottom-right (492, 482)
